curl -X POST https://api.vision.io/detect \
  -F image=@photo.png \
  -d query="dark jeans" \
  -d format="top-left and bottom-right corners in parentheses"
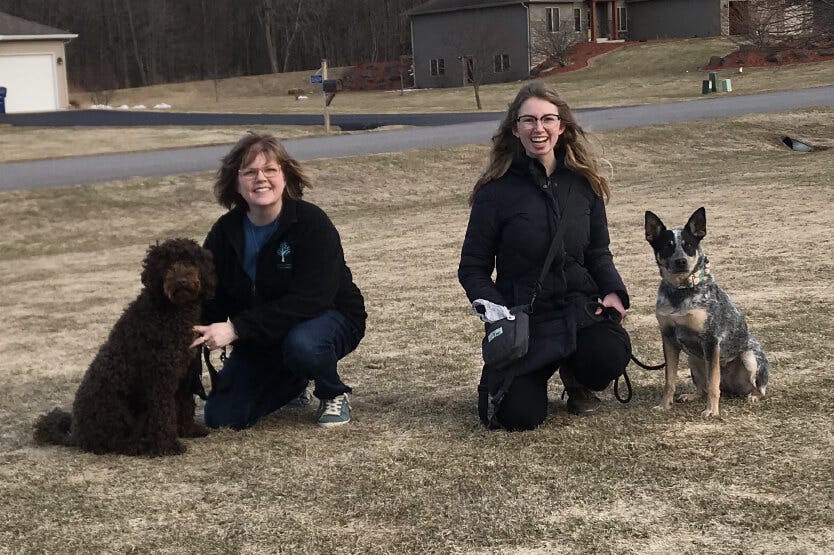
top-left (495, 320), bottom-right (631, 431)
top-left (204, 309), bottom-right (361, 430)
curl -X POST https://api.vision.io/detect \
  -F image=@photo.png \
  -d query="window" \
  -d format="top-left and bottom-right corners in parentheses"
top-left (430, 58), bottom-right (445, 76)
top-left (574, 8), bottom-right (582, 32)
top-left (546, 7), bottom-right (560, 32)
top-left (494, 53), bottom-right (511, 72)
top-left (617, 6), bottom-right (627, 32)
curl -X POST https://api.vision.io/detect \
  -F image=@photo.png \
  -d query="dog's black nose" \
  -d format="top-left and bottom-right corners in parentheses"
top-left (672, 258), bottom-right (689, 272)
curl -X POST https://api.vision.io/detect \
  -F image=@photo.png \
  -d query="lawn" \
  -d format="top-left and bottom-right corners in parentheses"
top-left (1, 106), bottom-right (832, 553)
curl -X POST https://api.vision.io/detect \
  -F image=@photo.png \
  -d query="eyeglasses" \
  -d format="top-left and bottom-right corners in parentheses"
top-left (516, 114), bottom-right (561, 129)
top-left (238, 166), bottom-right (281, 180)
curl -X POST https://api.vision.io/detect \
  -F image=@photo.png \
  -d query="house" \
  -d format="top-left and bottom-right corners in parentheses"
top-left (625, 0), bottom-right (820, 42)
top-left (408, 1), bottom-right (628, 89)
top-left (0, 11), bottom-right (77, 113)
top-left (625, 0), bottom-right (736, 40)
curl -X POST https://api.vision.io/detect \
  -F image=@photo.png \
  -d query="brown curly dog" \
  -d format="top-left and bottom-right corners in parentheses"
top-left (33, 238), bottom-right (216, 456)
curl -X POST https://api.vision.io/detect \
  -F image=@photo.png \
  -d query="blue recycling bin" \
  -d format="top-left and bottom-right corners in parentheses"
top-left (0, 87), bottom-right (6, 114)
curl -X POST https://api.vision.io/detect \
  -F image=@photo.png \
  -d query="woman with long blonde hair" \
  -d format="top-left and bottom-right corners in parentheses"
top-left (459, 82), bottom-right (630, 431)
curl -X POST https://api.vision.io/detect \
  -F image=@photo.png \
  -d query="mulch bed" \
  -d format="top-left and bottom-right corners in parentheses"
top-left (533, 41), bottom-right (626, 77)
top-left (703, 45), bottom-right (834, 70)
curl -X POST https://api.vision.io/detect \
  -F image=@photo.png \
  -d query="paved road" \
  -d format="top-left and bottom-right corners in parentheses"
top-left (1, 86), bottom-right (831, 192)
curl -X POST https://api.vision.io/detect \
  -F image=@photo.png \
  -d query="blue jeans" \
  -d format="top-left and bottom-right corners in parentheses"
top-left (204, 309), bottom-right (361, 430)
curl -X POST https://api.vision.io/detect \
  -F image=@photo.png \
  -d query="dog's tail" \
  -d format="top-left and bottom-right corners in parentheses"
top-left (33, 408), bottom-right (74, 446)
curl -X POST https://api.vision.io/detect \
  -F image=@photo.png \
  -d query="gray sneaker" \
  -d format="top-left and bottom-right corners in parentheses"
top-left (284, 386), bottom-right (312, 409)
top-left (317, 393), bottom-right (351, 427)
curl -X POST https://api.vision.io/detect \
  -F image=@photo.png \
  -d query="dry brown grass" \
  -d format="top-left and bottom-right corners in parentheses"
top-left (1, 106), bottom-right (832, 553)
top-left (0, 124), bottom-right (333, 164)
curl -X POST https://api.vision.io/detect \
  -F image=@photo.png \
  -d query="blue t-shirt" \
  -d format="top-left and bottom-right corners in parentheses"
top-left (242, 217), bottom-right (279, 281)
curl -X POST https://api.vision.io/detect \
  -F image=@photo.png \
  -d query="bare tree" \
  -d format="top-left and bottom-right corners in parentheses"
top-left (737, 0), bottom-right (832, 49)
top-left (530, 18), bottom-right (581, 68)
top-left (0, 0), bottom-right (426, 89)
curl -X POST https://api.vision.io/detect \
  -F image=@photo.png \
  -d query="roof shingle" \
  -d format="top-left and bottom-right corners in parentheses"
top-left (0, 11), bottom-right (74, 37)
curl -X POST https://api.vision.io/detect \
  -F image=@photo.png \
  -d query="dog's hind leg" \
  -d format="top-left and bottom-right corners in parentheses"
top-left (677, 355), bottom-right (707, 403)
top-left (656, 332), bottom-right (681, 411)
top-left (736, 349), bottom-right (765, 402)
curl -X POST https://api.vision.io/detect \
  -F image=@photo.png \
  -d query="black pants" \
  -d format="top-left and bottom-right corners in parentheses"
top-left (495, 320), bottom-right (630, 431)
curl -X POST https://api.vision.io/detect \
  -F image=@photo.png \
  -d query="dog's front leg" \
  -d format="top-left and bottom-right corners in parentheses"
top-left (656, 330), bottom-right (680, 411)
top-left (702, 340), bottom-right (721, 418)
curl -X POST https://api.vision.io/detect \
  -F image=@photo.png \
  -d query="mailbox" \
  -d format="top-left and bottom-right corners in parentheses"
top-left (322, 79), bottom-right (342, 93)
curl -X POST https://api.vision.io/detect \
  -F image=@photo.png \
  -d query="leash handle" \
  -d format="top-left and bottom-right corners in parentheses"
top-left (203, 346), bottom-right (231, 395)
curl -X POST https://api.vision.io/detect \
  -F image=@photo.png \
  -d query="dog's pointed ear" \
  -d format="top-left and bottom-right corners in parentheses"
top-left (645, 211), bottom-right (665, 243)
top-left (685, 207), bottom-right (707, 240)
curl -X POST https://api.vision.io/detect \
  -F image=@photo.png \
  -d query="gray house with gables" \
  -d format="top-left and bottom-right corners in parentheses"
top-left (407, 0), bottom-right (771, 89)
top-left (408, 0), bottom-right (628, 89)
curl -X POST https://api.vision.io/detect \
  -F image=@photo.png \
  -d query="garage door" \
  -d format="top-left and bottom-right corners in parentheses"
top-left (0, 54), bottom-right (58, 113)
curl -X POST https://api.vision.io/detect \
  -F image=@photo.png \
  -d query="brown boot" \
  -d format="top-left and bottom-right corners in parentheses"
top-left (560, 366), bottom-right (602, 415)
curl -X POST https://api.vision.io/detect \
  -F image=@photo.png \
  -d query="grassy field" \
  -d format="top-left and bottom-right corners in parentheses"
top-left (1, 37), bottom-right (831, 163)
top-left (1, 105), bottom-right (832, 553)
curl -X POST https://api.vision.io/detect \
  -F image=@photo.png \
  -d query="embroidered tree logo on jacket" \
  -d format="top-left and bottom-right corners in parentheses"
top-left (277, 242), bottom-right (291, 263)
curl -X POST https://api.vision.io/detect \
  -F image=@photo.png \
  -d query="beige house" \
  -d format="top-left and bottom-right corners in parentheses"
top-left (0, 11), bottom-right (77, 113)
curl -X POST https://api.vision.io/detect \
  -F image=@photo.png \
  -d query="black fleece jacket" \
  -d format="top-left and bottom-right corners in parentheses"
top-left (201, 198), bottom-right (366, 348)
top-left (458, 152), bottom-right (629, 323)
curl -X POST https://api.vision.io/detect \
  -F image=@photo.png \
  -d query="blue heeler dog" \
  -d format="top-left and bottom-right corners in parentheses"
top-left (645, 207), bottom-right (769, 417)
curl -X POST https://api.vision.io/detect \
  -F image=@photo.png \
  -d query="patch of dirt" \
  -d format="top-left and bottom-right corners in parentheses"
top-left (703, 45), bottom-right (834, 70)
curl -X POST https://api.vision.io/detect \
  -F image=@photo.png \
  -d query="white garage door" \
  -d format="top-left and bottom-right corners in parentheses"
top-left (0, 54), bottom-right (58, 113)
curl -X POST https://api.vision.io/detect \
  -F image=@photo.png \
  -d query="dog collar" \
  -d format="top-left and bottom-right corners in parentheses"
top-left (679, 259), bottom-right (711, 289)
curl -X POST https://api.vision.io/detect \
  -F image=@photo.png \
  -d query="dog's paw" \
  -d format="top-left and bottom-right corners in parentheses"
top-left (147, 439), bottom-right (187, 457)
top-left (700, 407), bottom-right (720, 418)
top-left (179, 422), bottom-right (210, 438)
top-left (675, 393), bottom-right (702, 403)
top-left (653, 403), bottom-right (672, 411)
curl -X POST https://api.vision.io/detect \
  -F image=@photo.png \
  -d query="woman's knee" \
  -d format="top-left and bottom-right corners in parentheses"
top-left (493, 375), bottom-right (549, 431)
top-left (572, 322), bottom-right (631, 390)
top-left (282, 328), bottom-right (322, 366)
top-left (496, 402), bottom-right (547, 431)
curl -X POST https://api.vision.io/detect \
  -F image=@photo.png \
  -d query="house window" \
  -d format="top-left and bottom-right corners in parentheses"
top-left (430, 58), bottom-right (445, 76)
top-left (494, 53), bottom-right (511, 72)
top-left (574, 8), bottom-right (582, 32)
top-left (546, 7), bottom-right (560, 32)
top-left (617, 6), bottom-right (627, 32)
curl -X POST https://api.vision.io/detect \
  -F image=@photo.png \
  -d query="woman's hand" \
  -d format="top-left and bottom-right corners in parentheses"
top-left (190, 320), bottom-right (238, 351)
top-left (596, 292), bottom-right (627, 322)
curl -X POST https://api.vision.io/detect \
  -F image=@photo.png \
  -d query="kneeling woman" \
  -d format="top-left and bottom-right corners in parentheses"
top-left (192, 133), bottom-right (366, 429)
top-left (458, 83), bottom-right (631, 431)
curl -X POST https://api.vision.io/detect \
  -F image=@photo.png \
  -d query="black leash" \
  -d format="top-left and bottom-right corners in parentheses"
top-left (629, 353), bottom-right (665, 371)
top-left (195, 345), bottom-right (230, 400)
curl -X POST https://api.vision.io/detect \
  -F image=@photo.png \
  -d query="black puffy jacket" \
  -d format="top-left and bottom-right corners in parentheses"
top-left (458, 152), bottom-right (629, 323)
top-left (202, 198), bottom-right (366, 349)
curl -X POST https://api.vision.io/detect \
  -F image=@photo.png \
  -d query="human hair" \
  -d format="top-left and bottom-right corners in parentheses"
top-left (214, 132), bottom-right (311, 210)
top-left (470, 82), bottom-right (610, 205)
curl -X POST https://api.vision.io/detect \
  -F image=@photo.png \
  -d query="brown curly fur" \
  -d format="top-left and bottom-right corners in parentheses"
top-left (33, 238), bottom-right (216, 456)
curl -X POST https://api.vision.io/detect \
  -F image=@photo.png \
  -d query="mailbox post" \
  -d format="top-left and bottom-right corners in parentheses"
top-left (321, 59), bottom-right (330, 133)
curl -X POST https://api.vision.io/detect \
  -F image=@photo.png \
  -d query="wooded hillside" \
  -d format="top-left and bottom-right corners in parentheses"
top-left (0, 0), bottom-right (424, 90)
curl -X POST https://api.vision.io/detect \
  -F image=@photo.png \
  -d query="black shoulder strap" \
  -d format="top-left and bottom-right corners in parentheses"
top-left (529, 182), bottom-right (575, 312)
